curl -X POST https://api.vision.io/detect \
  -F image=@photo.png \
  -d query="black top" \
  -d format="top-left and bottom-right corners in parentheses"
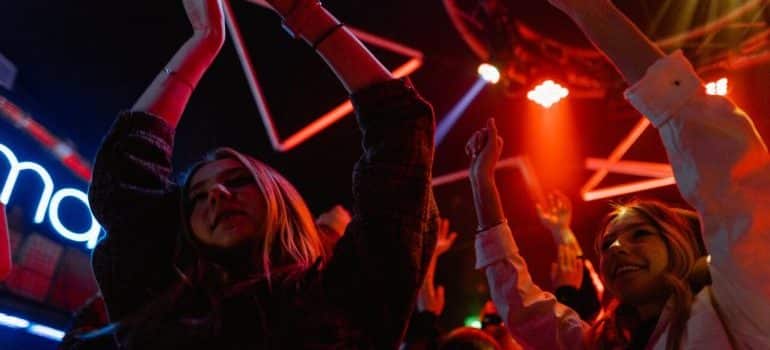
top-left (87, 79), bottom-right (439, 349)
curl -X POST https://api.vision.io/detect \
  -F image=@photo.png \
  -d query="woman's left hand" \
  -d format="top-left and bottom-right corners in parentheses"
top-left (435, 218), bottom-right (458, 257)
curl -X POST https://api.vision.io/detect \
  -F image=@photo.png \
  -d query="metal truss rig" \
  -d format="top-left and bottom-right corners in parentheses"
top-left (442, 0), bottom-right (770, 201)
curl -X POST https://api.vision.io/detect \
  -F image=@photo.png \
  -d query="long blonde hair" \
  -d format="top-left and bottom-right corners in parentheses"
top-left (588, 199), bottom-right (705, 350)
top-left (181, 148), bottom-right (323, 282)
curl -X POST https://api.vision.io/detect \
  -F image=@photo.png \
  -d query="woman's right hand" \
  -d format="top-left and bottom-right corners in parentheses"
top-left (466, 118), bottom-right (504, 181)
top-left (183, 0), bottom-right (226, 46)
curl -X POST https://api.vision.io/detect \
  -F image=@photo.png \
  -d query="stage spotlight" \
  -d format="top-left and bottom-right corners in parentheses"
top-left (705, 77), bottom-right (728, 96)
top-left (527, 80), bottom-right (569, 108)
top-left (477, 63), bottom-right (501, 84)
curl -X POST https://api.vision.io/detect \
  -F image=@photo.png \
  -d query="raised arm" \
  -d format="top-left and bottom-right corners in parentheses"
top-left (88, 0), bottom-right (226, 321)
top-left (536, 191), bottom-right (602, 321)
top-left (546, 0), bottom-right (663, 85)
top-left (133, 0), bottom-right (225, 126)
top-left (265, 0), bottom-right (392, 93)
top-left (468, 119), bottom-right (587, 349)
top-left (260, 1), bottom-right (438, 346)
top-left (549, 0), bottom-right (770, 343)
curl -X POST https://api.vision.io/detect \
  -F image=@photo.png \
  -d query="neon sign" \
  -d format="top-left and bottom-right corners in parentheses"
top-left (0, 143), bottom-right (99, 249)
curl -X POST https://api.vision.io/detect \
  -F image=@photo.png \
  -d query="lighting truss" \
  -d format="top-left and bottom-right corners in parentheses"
top-left (0, 96), bottom-right (92, 182)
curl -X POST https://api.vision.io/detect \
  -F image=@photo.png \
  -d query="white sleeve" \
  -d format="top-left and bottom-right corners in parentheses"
top-left (625, 51), bottom-right (770, 345)
top-left (475, 224), bottom-right (588, 349)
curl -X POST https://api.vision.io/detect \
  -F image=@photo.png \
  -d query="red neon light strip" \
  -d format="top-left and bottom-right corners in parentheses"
top-left (431, 157), bottom-right (520, 187)
top-left (0, 96), bottom-right (92, 181)
top-left (226, 0), bottom-right (425, 152)
top-left (585, 158), bottom-right (673, 178)
top-left (581, 118), bottom-right (650, 196)
top-left (582, 177), bottom-right (676, 201)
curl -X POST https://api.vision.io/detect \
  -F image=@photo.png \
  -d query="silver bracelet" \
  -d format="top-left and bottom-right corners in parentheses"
top-left (163, 68), bottom-right (194, 90)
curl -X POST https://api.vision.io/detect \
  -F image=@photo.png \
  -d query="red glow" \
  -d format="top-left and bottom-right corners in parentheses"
top-left (524, 98), bottom-right (580, 191)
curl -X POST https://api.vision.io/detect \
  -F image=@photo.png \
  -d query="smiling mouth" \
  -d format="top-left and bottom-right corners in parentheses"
top-left (613, 265), bottom-right (644, 279)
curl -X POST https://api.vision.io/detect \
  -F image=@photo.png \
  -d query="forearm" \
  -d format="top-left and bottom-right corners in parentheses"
top-left (470, 175), bottom-right (506, 230)
top-left (566, 1), bottom-right (663, 85)
top-left (132, 33), bottom-right (222, 127)
top-left (278, 3), bottom-right (392, 93)
top-left (551, 227), bottom-right (582, 254)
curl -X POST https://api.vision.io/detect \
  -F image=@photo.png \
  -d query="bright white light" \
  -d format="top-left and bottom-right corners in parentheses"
top-left (706, 78), bottom-right (728, 96)
top-left (0, 144), bottom-right (54, 223)
top-left (477, 63), bottom-right (501, 84)
top-left (470, 320), bottom-right (482, 329)
top-left (527, 80), bottom-right (569, 108)
top-left (0, 143), bottom-right (101, 249)
top-left (0, 312), bottom-right (30, 329)
top-left (48, 188), bottom-right (101, 249)
top-left (27, 324), bottom-right (65, 341)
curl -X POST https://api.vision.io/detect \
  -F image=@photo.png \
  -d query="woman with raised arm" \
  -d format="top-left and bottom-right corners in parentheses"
top-left (469, 0), bottom-right (770, 348)
top-left (87, 0), bottom-right (438, 348)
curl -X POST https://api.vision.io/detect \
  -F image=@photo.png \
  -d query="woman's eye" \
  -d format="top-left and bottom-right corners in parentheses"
top-left (225, 176), bottom-right (254, 188)
top-left (600, 239), bottom-right (614, 251)
top-left (633, 230), bottom-right (651, 239)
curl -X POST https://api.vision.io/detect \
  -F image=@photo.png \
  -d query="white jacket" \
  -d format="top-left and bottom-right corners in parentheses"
top-left (475, 51), bottom-right (770, 349)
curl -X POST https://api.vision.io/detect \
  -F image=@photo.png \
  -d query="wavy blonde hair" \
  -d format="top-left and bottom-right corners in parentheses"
top-left (588, 199), bottom-right (705, 350)
top-left (181, 148), bottom-right (323, 282)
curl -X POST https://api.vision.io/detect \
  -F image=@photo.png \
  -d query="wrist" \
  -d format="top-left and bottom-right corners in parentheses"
top-left (190, 31), bottom-right (225, 55)
top-left (470, 171), bottom-right (495, 187)
top-left (281, 1), bottom-right (340, 44)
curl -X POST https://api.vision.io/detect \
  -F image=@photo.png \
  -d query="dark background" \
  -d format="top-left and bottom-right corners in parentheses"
top-left (1, 0), bottom-right (768, 338)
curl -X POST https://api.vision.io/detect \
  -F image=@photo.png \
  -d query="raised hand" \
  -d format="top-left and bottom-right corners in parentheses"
top-left (183, 0), bottom-right (225, 44)
top-left (466, 118), bottom-right (504, 181)
top-left (536, 191), bottom-right (572, 234)
top-left (316, 205), bottom-right (352, 236)
top-left (435, 218), bottom-right (458, 257)
top-left (550, 244), bottom-right (584, 290)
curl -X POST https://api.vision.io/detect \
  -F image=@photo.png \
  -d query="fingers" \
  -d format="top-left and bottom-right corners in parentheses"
top-left (465, 130), bottom-right (483, 158)
top-left (487, 118), bottom-right (498, 140)
top-left (446, 232), bottom-right (458, 247)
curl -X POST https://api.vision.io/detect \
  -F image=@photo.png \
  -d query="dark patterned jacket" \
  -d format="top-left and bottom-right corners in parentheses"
top-left (88, 79), bottom-right (438, 349)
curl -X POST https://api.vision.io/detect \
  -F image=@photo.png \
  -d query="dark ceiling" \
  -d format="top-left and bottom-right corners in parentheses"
top-left (1, 0), bottom-right (769, 328)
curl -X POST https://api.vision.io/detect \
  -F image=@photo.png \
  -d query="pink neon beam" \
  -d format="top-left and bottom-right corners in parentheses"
top-left (583, 177), bottom-right (677, 201)
top-left (0, 96), bottom-right (92, 181)
top-left (585, 158), bottom-right (673, 178)
top-left (226, 0), bottom-right (424, 152)
top-left (432, 157), bottom-right (521, 187)
top-left (581, 118), bottom-right (651, 196)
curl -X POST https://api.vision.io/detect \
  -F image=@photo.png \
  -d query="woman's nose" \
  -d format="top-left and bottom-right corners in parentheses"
top-left (208, 183), bottom-right (232, 203)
